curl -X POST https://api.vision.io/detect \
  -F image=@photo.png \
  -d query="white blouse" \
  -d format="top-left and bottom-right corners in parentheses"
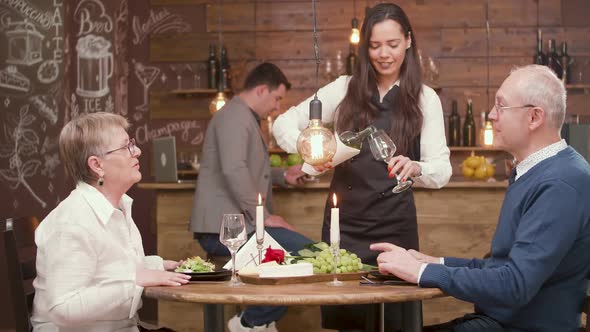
top-left (31, 182), bottom-right (161, 332)
top-left (273, 75), bottom-right (452, 189)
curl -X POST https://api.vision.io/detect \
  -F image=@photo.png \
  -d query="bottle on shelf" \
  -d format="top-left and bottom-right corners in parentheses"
top-left (448, 99), bottom-right (461, 146)
top-left (346, 44), bottom-right (357, 76)
top-left (220, 46), bottom-right (231, 91)
top-left (207, 44), bottom-right (218, 89)
top-left (462, 99), bottom-right (476, 147)
top-left (560, 41), bottom-right (572, 84)
top-left (534, 29), bottom-right (547, 66)
top-left (546, 39), bottom-right (562, 79)
top-left (336, 50), bottom-right (344, 76)
top-left (339, 125), bottom-right (377, 150)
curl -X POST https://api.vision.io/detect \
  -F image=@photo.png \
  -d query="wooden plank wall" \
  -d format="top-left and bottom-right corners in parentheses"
top-left (150, 0), bottom-right (590, 126)
top-left (146, 0), bottom-right (589, 330)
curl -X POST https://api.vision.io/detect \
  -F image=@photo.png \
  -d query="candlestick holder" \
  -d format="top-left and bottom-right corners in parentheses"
top-left (327, 242), bottom-right (344, 286)
top-left (256, 237), bottom-right (264, 265)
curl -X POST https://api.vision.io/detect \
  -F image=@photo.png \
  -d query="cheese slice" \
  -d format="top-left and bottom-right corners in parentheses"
top-left (238, 261), bottom-right (279, 276)
top-left (259, 262), bottom-right (314, 278)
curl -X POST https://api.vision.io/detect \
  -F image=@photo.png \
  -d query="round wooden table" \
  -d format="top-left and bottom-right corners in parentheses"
top-left (145, 280), bottom-right (445, 332)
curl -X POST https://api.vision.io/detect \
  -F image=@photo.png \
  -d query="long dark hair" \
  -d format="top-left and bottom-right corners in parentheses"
top-left (335, 3), bottom-right (423, 156)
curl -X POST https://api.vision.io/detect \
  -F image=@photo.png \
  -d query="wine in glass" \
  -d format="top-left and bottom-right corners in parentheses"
top-left (369, 130), bottom-right (413, 193)
top-left (220, 214), bottom-right (247, 286)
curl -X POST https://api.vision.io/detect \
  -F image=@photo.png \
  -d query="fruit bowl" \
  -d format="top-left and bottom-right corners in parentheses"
top-left (461, 154), bottom-right (495, 181)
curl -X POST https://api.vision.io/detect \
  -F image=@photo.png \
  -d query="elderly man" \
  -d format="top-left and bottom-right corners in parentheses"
top-left (371, 65), bottom-right (590, 332)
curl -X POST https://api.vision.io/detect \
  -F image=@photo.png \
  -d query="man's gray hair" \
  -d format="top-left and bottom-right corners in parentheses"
top-left (510, 64), bottom-right (567, 130)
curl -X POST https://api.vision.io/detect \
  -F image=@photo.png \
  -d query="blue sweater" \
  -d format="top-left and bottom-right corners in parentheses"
top-left (420, 147), bottom-right (590, 331)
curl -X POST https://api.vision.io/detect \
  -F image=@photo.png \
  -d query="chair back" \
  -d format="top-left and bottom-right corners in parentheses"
top-left (2, 216), bottom-right (40, 332)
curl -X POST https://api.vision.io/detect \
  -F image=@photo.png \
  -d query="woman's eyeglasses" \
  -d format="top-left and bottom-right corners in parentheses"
top-left (103, 138), bottom-right (137, 156)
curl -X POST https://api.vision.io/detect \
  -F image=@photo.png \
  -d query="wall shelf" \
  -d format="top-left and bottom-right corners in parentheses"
top-left (171, 88), bottom-right (231, 96)
top-left (449, 146), bottom-right (504, 152)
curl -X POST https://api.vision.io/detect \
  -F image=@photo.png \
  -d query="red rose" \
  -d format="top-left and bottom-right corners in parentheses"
top-left (261, 245), bottom-right (285, 264)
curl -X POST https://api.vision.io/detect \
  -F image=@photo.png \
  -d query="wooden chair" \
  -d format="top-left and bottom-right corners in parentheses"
top-left (2, 216), bottom-right (40, 332)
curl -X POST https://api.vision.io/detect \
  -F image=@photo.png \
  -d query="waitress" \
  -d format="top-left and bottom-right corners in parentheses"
top-left (272, 3), bottom-right (451, 330)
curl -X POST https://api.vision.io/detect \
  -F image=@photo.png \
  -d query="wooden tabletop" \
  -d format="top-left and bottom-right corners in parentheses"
top-left (144, 280), bottom-right (445, 306)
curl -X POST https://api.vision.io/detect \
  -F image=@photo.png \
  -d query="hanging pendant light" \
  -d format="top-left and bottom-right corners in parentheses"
top-left (209, 0), bottom-right (228, 114)
top-left (349, 0), bottom-right (359, 45)
top-left (296, 0), bottom-right (336, 166)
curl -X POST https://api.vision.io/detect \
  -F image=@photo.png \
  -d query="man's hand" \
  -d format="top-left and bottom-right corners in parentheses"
top-left (265, 214), bottom-right (296, 232)
top-left (407, 249), bottom-right (441, 264)
top-left (136, 267), bottom-right (190, 287)
top-left (370, 242), bottom-right (422, 284)
top-left (284, 165), bottom-right (306, 186)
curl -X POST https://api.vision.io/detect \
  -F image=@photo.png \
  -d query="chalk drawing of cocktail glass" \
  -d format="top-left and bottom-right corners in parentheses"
top-left (134, 60), bottom-right (160, 112)
top-left (76, 35), bottom-right (113, 98)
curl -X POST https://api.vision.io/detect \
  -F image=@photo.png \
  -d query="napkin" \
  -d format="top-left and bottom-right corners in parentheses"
top-left (223, 231), bottom-right (287, 271)
top-left (301, 132), bottom-right (360, 176)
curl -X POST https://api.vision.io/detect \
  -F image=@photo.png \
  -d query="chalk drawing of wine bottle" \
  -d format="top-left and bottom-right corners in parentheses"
top-left (76, 34), bottom-right (113, 98)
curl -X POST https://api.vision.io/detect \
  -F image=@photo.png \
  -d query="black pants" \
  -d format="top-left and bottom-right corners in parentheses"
top-left (423, 313), bottom-right (510, 332)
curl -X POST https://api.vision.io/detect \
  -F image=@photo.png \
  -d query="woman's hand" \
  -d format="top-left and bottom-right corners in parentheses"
top-left (312, 160), bottom-right (333, 173)
top-left (387, 155), bottom-right (421, 182)
top-left (163, 260), bottom-right (182, 271)
top-left (136, 267), bottom-right (190, 287)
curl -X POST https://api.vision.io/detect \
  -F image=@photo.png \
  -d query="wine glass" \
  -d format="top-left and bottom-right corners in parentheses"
top-left (368, 130), bottom-right (413, 193)
top-left (219, 214), bottom-right (247, 286)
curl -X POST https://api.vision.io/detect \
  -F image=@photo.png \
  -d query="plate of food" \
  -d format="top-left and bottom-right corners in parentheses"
top-left (175, 256), bottom-right (231, 281)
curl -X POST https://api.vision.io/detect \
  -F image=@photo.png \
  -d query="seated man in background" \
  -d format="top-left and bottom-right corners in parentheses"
top-left (371, 64), bottom-right (590, 332)
top-left (190, 62), bottom-right (312, 332)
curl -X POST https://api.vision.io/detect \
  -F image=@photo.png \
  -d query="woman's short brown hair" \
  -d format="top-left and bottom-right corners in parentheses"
top-left (59, 112), bottom-right (129, 183)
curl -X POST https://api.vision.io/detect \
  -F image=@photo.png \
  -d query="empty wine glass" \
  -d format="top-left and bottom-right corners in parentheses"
top-left (368, 130), bottom-right (413, 193)
top-left (220, 214), bottom-right (247, 286)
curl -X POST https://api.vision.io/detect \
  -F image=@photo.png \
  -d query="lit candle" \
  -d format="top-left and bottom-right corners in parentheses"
top-left (330, 193), bottom-right (339, 244)
top-left (256, 193), bottom-right (264, 241)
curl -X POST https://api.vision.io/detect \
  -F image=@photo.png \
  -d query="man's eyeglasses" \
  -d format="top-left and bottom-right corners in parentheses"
top-left (493, 104), bottom-right (536, 114)
top-left (103, 138), bottom-right (137, 156)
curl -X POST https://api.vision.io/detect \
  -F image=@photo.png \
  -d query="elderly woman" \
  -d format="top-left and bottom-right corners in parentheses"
top-left (31, 112), bottom-right (190, 331)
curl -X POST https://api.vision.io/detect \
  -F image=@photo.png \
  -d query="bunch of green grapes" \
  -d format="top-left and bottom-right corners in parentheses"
top-left (303, 249), bottom-right (363, 274)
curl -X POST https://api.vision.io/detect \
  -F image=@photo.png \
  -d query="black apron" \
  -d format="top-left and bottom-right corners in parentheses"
top-left (321, 86), bottom-right (421, 330)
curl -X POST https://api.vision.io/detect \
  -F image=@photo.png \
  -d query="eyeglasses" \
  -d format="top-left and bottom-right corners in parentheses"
top-left (103, 138), bottom-right (137, 156)
top-left (493, 104), bottom-right (536, 114)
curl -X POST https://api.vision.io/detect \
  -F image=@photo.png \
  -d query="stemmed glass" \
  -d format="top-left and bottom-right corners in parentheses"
top-left (169, 64), bottom-right (186, 90)
top-left (186, 63), bottom-right (202, 89)
top-left (220, 214), bottom-right (247, 286)
top-left (369, 130), bottom-right (413, 193)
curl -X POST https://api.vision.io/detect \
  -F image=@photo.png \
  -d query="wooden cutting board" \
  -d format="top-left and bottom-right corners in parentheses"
top-left (239, 271), bottom-right (368, 285)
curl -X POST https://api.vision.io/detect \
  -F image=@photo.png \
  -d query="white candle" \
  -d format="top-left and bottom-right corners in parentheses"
top-left (256, 193), bottom-right (264, 241)
top-left (330, 193), bottom-right (339, 244)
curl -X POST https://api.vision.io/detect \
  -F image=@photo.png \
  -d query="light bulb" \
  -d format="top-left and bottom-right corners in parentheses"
top-left (349, 18), bottom-right (360, 45)
top-left (209, 91), bottom-right (228, 114)
top-left (484, 120), bottom-right (494, 146)
top-left (296, 97), bottom-right (337, 166)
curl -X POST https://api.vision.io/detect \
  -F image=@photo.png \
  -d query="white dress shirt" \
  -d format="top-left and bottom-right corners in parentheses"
top-left (31, 182), bottom-right (161, 332)
top-left (273, 75), bottom-right (452, 188)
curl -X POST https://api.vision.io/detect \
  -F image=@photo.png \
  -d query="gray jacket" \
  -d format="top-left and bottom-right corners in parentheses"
top-left (190, 96), bottom-right (285, 234)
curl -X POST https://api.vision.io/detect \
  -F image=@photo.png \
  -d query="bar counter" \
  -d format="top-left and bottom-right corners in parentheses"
top-left (138, 179), bottom-right (506, 332)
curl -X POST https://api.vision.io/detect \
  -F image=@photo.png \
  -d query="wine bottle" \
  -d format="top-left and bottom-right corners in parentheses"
top-left (220, 46), bottom-right (231, 91)
top-left (207, 44), bottom-right (218, 89)
top-left (463, 99), bottom-right (476, 147)
top-left (560, 41), bottom-right (571, 84)
top-left (346, 44), bottom-right (357, 75)
top-left (534, 29), bottom-right (547, 65)
top-left (339, 125), bottom-right (377, 149)
top-left (546, 39), bottom-right (562, 78)
top-left (448, 100), bottom-right (461, 146)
